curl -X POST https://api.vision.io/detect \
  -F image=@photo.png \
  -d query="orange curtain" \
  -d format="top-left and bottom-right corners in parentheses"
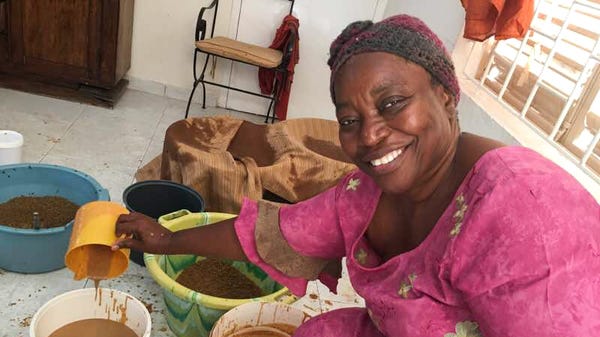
top-left (461, 0), bottom-right (535, 41)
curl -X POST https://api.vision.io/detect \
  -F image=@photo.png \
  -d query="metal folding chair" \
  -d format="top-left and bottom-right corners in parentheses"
top-left (185, 0), bottom-right (296, 123)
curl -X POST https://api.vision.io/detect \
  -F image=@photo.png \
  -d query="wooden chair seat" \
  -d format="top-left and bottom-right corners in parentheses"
top-left (195, 36), bottom-right (283, 68)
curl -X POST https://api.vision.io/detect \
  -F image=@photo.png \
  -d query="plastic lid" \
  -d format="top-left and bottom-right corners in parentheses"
top-left (0, 130), bottom-right (24, 148)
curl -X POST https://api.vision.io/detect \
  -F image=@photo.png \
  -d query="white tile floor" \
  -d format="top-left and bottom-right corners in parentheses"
top-left (0, 88), bottom-right (363, 337)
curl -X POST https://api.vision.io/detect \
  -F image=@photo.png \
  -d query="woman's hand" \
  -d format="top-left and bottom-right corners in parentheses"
top-left (111, 212), bottom-right (173, 254)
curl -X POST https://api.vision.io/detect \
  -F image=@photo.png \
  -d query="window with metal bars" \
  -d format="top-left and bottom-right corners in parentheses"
top-left (470, 0), bottom-right (600, 180)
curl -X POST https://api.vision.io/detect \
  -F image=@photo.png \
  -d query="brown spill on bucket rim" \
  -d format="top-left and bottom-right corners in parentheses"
top-left (92, 286), bottom-right (131, 325)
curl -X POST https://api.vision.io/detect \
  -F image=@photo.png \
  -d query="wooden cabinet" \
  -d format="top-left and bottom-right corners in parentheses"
top-left (0, 0), bottom-right (134, 107)
top-left (0, 0), bottom-right (7, 63)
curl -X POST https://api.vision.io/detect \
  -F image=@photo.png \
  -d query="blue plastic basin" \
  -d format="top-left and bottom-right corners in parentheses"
top-left (0, 163), bottom-right (109, 273)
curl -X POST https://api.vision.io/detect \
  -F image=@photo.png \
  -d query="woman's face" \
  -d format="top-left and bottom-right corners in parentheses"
top-left (333, 52), bottom-right (458, 195)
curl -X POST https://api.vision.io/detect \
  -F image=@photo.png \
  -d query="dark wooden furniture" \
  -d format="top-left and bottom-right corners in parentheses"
top-left (0, 0), bottom-right (134, 107)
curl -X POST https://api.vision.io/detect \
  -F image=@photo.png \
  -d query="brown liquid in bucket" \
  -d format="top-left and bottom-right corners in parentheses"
top-left (47, 318), bottom-right (138, 337)
top-left (225, 323), bottom-right (298, 337)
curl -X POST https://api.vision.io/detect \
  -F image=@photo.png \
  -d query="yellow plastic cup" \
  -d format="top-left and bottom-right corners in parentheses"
top-left (65, 201), bottom-right (130, 280)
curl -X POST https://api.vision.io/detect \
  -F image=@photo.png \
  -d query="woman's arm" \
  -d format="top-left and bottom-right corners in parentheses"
top-left (113, 173), bottom-right (354, 296)
top-left (112, 213), bottom-right (246, 261)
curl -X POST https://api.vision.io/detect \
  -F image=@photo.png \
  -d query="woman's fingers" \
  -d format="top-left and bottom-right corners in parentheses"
top-left (112, 237), bottom-right (139, 251)
top-left (113, 213), bottom-right (145, 249)
top-left (117, 212), bottom-right (136, 221)
top-left (113, 212), bottom-right (172, 253)
top-left (115, 220), bottom-right (141, 237)
top-left (115, 212), bottom-right (151, 235)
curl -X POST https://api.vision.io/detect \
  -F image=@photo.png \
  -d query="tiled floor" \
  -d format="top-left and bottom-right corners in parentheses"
top-left (0, 88), bottom-right (363, 336)
top-left (0, 88), bottom-right (266, 205)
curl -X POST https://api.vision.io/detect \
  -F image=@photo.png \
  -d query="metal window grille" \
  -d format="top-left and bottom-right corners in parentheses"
top-left (466, 0), bottom-right (600, 182)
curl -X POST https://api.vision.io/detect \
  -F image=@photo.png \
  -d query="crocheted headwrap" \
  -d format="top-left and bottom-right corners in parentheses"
top-left (328, 15), bottom-right (460, 105)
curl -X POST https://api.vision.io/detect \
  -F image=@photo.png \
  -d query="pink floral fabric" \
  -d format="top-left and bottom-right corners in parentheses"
top-left (234, 146), bottom-right (600, 336)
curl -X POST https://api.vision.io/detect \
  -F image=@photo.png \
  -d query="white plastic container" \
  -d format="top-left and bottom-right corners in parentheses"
top-left (0, 130), bottom-right (24, 165)
top-left (210, 302), bottom-right (310, 337)
top-left (30, 288), bottom-right (152, 337)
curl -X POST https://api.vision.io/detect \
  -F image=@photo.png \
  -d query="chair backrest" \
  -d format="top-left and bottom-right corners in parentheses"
top-left (195, 0), bottom-right (218, 41)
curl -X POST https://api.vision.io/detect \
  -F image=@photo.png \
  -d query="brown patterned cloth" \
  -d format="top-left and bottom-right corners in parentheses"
top-left (255, 200), bottom-right (331, 279)
top-left (135, 115), bottom-right (356, 213)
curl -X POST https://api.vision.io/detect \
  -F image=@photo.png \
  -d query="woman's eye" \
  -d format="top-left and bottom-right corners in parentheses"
top-left (380, 97), bottom-right (404, 111)
top-left (339, 118), bottom-right (358, 127)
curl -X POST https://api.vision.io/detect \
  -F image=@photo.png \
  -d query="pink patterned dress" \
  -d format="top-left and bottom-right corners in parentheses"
top-left (234, 146), bottom-right (600, 336)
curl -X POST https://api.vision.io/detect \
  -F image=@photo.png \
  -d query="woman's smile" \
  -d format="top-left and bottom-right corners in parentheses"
top-left (364, 142), bottom-right (413, 175)
top-left (370, 148), bottom-right (403, 167)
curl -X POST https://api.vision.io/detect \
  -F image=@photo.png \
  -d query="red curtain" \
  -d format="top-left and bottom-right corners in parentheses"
top-left (258, 15), bottom-right (300, 121)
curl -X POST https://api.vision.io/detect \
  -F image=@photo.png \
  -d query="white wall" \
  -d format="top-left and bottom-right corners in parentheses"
top-left (125, 0), bottom-right (518, 146)
top-left (126, 0), bottom-right (234, 101)
top-left (125, 0), bottom-right (387, 118)
top-left (127, 0), bottom-right (465, 92)
top-left (383, 0), bottom-right (465, 50)
top-left (284, 0), bottom-right (387, 120)
top-left (220, 0), bottom-right (388, 119)
top-left (128, 0), bottom-right (204, 89)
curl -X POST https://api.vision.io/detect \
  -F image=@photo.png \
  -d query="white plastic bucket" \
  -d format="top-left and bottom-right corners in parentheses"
top-left (30, 288), bottom-right (152, 337)
top-left (210, 302), bottom-right (310, 337)
top-left (0, 130), bottom-right (23, 165)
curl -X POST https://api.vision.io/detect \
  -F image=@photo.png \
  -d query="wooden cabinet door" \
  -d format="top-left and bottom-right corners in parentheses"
top-left (9, 0), bottom-right (102, 85)
top-left (0, 0), bottom-right (8, 63)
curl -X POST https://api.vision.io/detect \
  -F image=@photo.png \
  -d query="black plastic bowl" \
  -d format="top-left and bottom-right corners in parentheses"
top-left (122, 180), bottom-right (205, 265)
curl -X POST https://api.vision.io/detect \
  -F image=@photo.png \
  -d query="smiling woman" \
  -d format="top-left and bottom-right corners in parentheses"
top-left (112, 14), bottom-right (600, 337)
top-left (334, 54), bottom-right (458, 197)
